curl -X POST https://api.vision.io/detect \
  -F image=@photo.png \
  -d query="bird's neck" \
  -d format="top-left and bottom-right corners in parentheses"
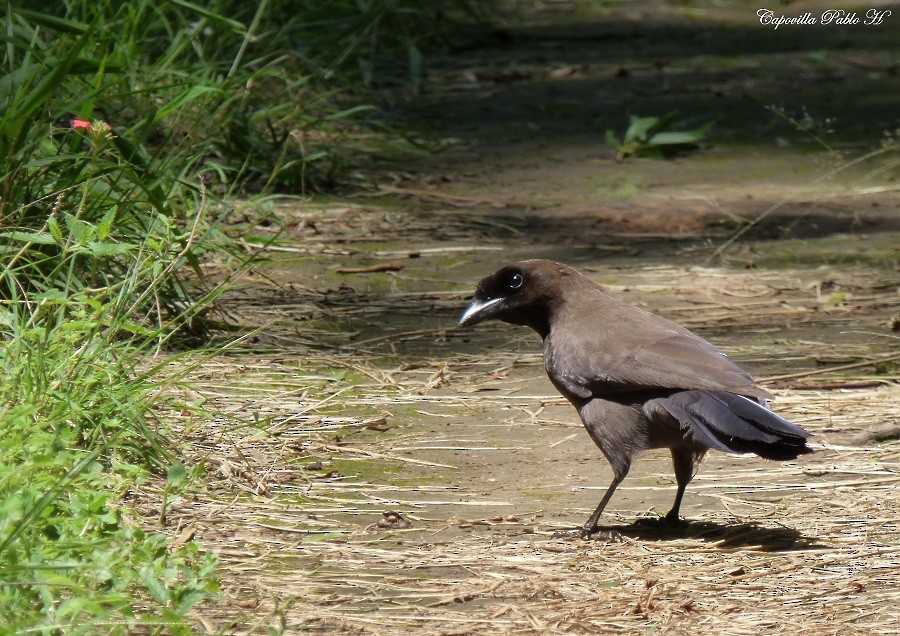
top-left (501, 302), bottom-right (553, 339)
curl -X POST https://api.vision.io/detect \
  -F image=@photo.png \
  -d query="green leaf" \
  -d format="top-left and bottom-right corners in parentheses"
top-left (185, 251), bottom-right (203, 278)
top-left (47, 216), bottom-right (63, 241)
top-left (168, 0), bottom-right (247, 32)
top-left (175, 589), bottom-right (206, 614)
top-left (64, 215), bottom-right (95, 245)
top-left (645, 111), bottom-right (679, 137)
top-left (623, 115), bottom-right (659, 143)
top-left (142, 571), bottom-right (170, 604)
top-left (167, 461), bottom-right (187, 487)
top-left (5, 27), bottom-right (93, 135)
top-left (0, 63), bottom-right (43, 104)
top-left (153, 85), bottom-right (219, 121)
top-left (646, 130), bottom-right (706, 147)
top-left (408, 43), bottom-right (424, 93)
top-left (96, 209), bottom-right (116, 241)
top-left (1, 230), bottom-right (58, 245)
top-left (323, 104), bottom-right (377, 121)
top-left (9, 8), bottom-right (89, 34)
top-left (32, 289), bottom-right (68, 304)
top-left (604, 129), bottom-right (622, 150)
top-left (84, 241), bottom-right (134, 257)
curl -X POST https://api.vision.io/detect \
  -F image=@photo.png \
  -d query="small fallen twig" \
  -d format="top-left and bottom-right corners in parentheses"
top-left (548, 433), bottom-right (579, 448)
top-left (344, 327), bottom-right (448, 348)
top-left (367, 185), bottom-right (514, 208)
top-left (851, 423), bottom-right (900, 444)
top-left (760, 353), bottom-right (900, 383)
top-left (768, 380), bottom-right (888, 391)
top-left (335, 261), bottom-right (405, 274)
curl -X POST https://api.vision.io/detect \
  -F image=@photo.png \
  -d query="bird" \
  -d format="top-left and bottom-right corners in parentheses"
top-left (458, 259), bottom-right (812, 537)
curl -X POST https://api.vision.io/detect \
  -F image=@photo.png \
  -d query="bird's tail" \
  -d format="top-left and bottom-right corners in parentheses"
top-left (645, 390), bottom-right (812, 460)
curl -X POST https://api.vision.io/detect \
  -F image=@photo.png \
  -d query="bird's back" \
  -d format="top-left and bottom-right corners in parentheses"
top-left (544, 281), bottom-right (770, 403)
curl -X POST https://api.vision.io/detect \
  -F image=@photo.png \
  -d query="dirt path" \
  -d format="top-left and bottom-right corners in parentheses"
top-left (153, 3), bottom-right (899, 633)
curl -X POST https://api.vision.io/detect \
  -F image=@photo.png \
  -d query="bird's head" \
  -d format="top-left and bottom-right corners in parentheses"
top-left (458, 260), bottom-right (578, 337)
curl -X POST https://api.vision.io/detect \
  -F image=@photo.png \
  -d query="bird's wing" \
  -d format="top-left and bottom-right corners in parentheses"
top-left (611, 331), bottom-right (770, 397)
top-left (643, 390), bottom-right (811, 460)
top-left (546, 309), bottom-right (772, 401)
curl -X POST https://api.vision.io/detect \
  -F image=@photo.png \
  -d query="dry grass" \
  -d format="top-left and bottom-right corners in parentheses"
top-left (156, 376), bottom-right (900, 635)
top-left (140, 200), bottom-right (899, 633)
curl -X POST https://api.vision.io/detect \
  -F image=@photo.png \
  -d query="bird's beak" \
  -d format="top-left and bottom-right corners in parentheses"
top-left (458, 297), bottom-right (505, 327)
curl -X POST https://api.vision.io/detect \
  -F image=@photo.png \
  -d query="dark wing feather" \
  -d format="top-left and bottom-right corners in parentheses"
top-left (722, 393), bottom-right (809, 439)
top-left (546, 293), bottom-right (772, 401)
top-left (645, 390), bottom-right (812, 460)
top-left (644, 395), bottom-right (736, 454)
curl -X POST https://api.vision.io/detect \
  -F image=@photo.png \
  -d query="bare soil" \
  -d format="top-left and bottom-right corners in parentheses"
top-left (147, 2), bottom-right (899, 633)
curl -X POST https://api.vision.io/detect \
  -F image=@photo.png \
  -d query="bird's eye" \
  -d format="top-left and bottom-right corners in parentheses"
top-left (508, 273), bottom-right (524, 290)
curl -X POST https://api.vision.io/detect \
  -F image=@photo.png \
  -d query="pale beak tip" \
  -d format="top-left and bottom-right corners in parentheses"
top-left (458, 297), bottom-right (503, 328)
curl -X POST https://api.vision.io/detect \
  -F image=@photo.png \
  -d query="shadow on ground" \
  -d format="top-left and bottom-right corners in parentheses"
top-left (400, 3), bottom-right (899, 147)
top-left (592, 519), bottom-right (824, 551)
top-left (183, 3), bottom-right (900, 632)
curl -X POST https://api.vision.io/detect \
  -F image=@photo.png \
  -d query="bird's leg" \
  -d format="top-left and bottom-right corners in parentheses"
top-left (578, 473), bottom-right (626, 537)
top-left (551, 472), bottom-right (627, 540)
top-left (663, 448), bottom-right (695, 526)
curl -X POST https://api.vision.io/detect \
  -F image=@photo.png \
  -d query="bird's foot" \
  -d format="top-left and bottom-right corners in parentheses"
top-left (551, 528), bottom-right (582, 539)
top-left (634, 514), bottom-right (688, 529)
top-left (552, 527), bottom-right (623, 542)
top-left (664, 512), bottom-right (688, 528)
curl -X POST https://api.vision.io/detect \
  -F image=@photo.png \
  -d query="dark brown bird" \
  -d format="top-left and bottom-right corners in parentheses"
top-left (459, 259), bottom-right (812, 536)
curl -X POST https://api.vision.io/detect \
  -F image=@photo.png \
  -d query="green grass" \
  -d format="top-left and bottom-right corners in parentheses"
top-left (2, 0), bottom-right (490, 196)
top-left (0, 247), bottom-right (221, 632)
top-left (1, 1), bottom-right (492, 630)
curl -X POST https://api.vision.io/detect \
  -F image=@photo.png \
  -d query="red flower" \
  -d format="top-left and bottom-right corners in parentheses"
top-left (71, 119), bottom-right (91, 130)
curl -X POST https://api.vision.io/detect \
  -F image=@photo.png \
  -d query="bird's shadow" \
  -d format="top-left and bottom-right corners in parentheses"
top-left (591, 518), bottom-right (824, 551)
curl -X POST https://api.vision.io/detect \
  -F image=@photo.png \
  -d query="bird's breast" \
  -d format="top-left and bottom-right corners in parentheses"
top-left (543, 334), bottom-right (595, 401)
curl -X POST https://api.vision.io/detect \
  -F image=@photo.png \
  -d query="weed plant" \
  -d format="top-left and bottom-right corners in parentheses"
top-left (0, 172), bottom-right (223, 629)
top-left (0, 0), bottom-right (488, 630)
top-left (0, 258), bottom-right (220, 633)
top-left (1, 3), bottom-right (224, 631)
top-left (4, 0), bottom-right (488, 196)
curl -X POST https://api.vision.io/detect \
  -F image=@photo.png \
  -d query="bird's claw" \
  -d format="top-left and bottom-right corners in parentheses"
top-left (551, 528), bottom-right (583, 539)
top-left (634, 515), bottom-right (688, 529)
top-left (552, 527), bottom-right (623, 542)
